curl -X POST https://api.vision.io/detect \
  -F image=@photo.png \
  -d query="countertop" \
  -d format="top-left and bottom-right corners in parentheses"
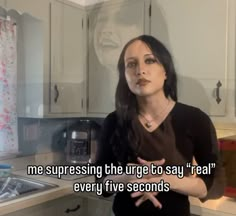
top-left (189, 195), bottom-right (236, 215)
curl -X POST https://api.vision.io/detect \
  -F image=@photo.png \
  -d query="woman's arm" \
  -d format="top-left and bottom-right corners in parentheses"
top-left (130, 173), bottom-right (207, 207)
top-left (132, 109), bottom-right (225, 204)
top-left (192, 109), bottom-right (225, 201)
top-left (103, 173), bottom-right (163, 208)
top-left (130, 158), bottom-right (207, 203)
top-left (161, 174), bottom-right (207, 198)
top-left (101, 159), bottom-right (166, 208)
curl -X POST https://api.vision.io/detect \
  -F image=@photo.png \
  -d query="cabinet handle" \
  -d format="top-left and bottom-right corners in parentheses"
top-left (65, 204), bottom-right (81, 213)
top-left (216, 80), bottom-right (222, 104)
top-left (81, 99), bottom-right (83, 109)
top-left (54, 84), bottom-right (59, 103)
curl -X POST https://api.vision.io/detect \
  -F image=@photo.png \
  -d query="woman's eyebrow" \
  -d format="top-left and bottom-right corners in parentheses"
top-left (144, 53), bottom-right (155, 57)
top-left (125, 57), bottom-right (136, 61)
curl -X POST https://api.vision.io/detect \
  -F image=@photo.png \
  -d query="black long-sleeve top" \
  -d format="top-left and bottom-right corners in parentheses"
top-left (95, 102), bottom-right (225, 216)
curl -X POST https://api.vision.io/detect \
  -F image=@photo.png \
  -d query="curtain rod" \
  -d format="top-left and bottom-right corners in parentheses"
top-left (0, 16), bottom-right (17, 25)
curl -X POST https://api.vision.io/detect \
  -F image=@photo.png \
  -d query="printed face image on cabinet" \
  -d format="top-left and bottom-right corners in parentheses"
top-left (88, 1), bottom-right (145, 115)
top-left (93, 6), bottom-right (141, 72)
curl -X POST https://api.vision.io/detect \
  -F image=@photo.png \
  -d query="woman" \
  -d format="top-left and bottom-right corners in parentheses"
top-left (95, 35), bottom-right (225, 216)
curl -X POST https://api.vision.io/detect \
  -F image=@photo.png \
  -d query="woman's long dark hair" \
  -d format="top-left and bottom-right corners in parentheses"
top-left (112, 35), bottom-right (178, 165)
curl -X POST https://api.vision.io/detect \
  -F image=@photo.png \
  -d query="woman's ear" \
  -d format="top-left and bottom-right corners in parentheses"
top-left (164, 73), bottom-right (167, 80)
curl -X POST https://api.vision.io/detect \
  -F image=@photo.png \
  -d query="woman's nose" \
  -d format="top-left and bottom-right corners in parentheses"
top-left (136, 63), bottom-right (146, 76)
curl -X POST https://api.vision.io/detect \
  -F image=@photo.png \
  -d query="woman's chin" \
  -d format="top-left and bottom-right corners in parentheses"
top-left (134, 89), bottom-right (163, 98)
top-left (134, 90), bottom-right (152, 97)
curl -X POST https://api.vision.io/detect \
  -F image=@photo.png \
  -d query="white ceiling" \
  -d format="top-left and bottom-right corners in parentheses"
top-left (68, 0), bottom-right (85, 5)
top-left (68, 0), bottom-right (110, 6)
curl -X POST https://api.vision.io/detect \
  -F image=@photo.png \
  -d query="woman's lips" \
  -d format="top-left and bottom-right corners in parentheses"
top-left (136, 78), bottom-right (150, 86)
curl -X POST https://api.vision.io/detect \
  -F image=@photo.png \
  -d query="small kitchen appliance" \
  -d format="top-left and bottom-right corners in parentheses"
top-left (64, 120), bottom-right (101, 164)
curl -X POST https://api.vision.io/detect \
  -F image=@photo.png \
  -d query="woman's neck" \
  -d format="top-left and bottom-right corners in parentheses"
top-left (137, 92), bottom-right (170, 117)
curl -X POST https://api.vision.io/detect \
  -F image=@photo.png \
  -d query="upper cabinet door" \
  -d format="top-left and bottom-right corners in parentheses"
top-left (0, 0), bottom-right (5, 7)
top-left (151, 0), bottom-right (229, 116)
top-left (50, 0), bottom-right (86, 115)
top-left (87, 0), bottom-right (147, 116)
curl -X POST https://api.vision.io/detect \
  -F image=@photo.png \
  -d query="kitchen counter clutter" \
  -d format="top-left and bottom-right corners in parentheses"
top-left (0, 170), bottom-right (91, 215)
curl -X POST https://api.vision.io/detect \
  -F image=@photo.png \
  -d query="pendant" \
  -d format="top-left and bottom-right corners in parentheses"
top-left (145, 122), bottom-right (152, 128)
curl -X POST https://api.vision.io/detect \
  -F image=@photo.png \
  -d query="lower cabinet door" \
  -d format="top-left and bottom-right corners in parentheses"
top-left (85, 197), bottom-right (113, 216)
top-left (4, 200), bottom-right (57, 216)
top-left (58, 195), bottom-right (85, 216)
top-left (4, 195), bottom-right (85, 216)
top-left (4, 194), bottom-right (115, 216)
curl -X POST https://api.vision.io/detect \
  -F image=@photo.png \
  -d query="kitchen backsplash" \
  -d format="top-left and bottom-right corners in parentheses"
top-left (17, 117), bottom-right (104, 157)
top-left (1, 117), bottom-right (235, 160)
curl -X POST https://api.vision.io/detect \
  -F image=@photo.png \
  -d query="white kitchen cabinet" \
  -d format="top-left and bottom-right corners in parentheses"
top-left (86, 196), bottom-right (113, 216)
top-left (55, 195), bottom-right (86, 216)
top-left (4, 195), bottom-right (86, 216)
top-left (3, 0), bottom-right (52, 118)
top-left (5, 0), bottom-right (87, 117)
top-left (50, 0), bottom-right (86, 115)
top-left (0, 0), bottom-right (6, 7)
top-left (4, 204), bottom-right (54, 216)
top-left (3, 194), bottom-right (114, 216)
top-left (150, 0), bottom-right (231, 116)
top-left (87, 0), bottom-right (149, 116)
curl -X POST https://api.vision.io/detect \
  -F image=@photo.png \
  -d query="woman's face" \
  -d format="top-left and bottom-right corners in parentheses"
top-left (124, 40), bottom-right (167, 97)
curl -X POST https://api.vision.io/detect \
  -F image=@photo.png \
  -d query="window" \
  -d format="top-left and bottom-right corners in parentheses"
top-left (0, 16), bottom-right (18, 156)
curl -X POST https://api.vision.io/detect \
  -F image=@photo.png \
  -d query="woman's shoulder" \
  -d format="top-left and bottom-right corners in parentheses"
top-left (102, 111), bottom-right (118, 130)
top-left (174, 102), bottom-right (205, 114)
top-left (104, 111), bottom-right (118, 123)
top-left (173, 102), bottom-right (211, 122)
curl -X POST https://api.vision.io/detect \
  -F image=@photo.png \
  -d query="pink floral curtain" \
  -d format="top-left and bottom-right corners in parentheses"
top-left (0, 17), bottom-right (18, 153)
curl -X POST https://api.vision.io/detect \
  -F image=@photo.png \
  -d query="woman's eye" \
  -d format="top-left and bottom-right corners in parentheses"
top-left (126, 62), bottom-right (136, 68)
top-left (145, 58), bottom-right (156, 64)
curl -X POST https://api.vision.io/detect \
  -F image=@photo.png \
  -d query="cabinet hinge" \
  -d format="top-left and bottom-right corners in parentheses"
top-left (82, 19), bottom-right (83, 29)
top-left (149, 4), bottom-right (152, 17)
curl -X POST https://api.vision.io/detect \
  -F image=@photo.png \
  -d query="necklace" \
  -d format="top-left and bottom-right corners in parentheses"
top-left (139, 100), bottom-right (170, 128)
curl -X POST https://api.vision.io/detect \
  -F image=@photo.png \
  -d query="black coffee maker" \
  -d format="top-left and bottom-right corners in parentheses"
top-left (64, 120), bottom-right (101, 164)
